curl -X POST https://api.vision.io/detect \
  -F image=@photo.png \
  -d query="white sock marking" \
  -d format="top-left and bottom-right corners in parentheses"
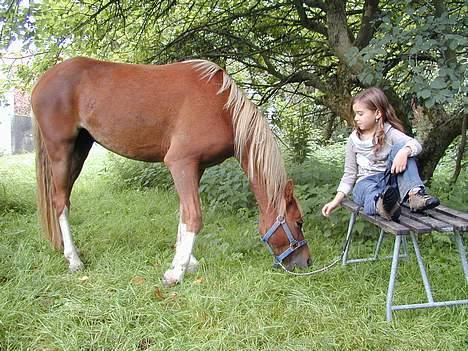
top-left (163, 223), bottom-right (196, 286)
top-left (58, 207), bottom-right (83, 272)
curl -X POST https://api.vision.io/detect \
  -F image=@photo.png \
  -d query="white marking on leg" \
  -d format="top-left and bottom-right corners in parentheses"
top-left (176, 218), bottom-right (199, 273)
top-left (163, 223), bottom-right (196, 286)
top-left (58, 207), bottom-right (84, 272)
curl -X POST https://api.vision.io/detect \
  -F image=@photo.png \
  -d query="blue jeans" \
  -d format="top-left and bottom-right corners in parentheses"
top-left (352, 143), bottom-right (424, 215)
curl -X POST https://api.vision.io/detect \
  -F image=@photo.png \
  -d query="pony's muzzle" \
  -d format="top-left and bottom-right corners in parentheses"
top-left (284, 245), bottom-right (312, 270)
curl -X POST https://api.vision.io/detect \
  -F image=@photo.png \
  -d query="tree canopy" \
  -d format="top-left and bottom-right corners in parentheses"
top-left (1, 0), bottom-right (466, 179)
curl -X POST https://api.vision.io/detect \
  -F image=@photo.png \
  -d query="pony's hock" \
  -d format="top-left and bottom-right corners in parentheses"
top-left (341, 199), bottom-right (468, 322)
top-left (32, 57), bottom-right (311, 284)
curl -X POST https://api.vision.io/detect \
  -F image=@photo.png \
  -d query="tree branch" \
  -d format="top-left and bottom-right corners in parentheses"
top-left (354, 0), bottom-right (381, 49)
top-left (291, 0), bottom-right (328, 36)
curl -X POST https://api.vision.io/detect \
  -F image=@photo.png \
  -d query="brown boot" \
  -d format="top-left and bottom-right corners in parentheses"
top-left (409, 189), bottom-right (440, 212)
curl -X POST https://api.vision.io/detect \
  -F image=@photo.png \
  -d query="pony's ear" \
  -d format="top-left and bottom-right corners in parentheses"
top-left (285, 179), bottom-right (294, 203)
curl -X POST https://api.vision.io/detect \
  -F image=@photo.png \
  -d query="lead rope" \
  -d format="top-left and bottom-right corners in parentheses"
top-left (275, 223), bottom-right (354, 276)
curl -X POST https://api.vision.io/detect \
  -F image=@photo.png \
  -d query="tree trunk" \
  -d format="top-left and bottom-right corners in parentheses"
top-left (413, 106), bottom-right (463, 181)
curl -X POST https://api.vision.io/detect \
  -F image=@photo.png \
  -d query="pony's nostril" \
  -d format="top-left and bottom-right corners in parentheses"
top-left (307, 258), bottom-right (312, 266)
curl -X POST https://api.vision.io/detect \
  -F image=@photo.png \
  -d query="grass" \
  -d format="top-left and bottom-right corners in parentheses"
top-left (0, 149), bottom-right (467, 351)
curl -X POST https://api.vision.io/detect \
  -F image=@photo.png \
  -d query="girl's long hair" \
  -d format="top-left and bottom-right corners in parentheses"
top-left (351, 87), bottom-right (405, 152)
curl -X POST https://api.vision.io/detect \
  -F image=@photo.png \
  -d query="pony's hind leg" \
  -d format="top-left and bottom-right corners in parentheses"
top-left (50, 130), bottom-right (94, 272)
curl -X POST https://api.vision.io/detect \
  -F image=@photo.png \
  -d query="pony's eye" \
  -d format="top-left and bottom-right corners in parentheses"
top-left (297, 220), bottom-right (303, 229)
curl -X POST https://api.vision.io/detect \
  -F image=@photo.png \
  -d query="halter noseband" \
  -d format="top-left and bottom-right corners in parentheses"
top-left (261, 215), bottom-right (308, 265)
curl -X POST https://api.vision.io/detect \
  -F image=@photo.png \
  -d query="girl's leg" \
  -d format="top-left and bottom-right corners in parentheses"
top-left (386, 143), bottom-right (424, 200)
top-left (352, 173), bottom-right (385, 215)
top-left (387, 143), bottom-right (439, 211)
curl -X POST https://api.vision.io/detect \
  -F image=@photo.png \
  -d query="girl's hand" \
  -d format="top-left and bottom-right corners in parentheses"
top-left (322, 192), bottom-right (345, 217)
top-left (322, 202), bottom-right (338, 217)
top-left (391, 147), bottom-right (411, 174)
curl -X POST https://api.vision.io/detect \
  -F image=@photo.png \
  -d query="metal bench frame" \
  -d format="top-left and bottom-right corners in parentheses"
top-left (341, 199), bottom-right (468, 321)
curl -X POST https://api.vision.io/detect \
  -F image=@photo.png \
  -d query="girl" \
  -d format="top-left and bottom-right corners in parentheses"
top-left (321, 87), bottom-right (439, 221)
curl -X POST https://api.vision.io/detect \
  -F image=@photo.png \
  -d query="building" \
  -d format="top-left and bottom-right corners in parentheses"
top-left (0, 89), bottom-right (33, 155)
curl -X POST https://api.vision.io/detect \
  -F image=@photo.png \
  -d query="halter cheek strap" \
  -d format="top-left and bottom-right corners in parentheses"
top-left (261, 216), bottom-right (308, 265)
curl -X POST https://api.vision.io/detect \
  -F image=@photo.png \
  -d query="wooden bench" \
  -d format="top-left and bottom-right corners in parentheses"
top-left (341, 199), bottom-right (468, 321)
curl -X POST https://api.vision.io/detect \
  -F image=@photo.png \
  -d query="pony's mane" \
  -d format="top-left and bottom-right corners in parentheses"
top-left (187, 60), bottom-right (287, 214)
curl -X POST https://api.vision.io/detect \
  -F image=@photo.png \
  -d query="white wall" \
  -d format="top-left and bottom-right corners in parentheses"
top-left (0, 90), bottom-right (14, 155)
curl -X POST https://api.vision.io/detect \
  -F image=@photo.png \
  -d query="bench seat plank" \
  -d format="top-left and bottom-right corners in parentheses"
top-left (400, 208), bottom-right (453, 232)
top-left (341, 199), bottom-right (360, 212)
top-left (358, 213), bottom-right (410, 235)
top-left (425, 209), bottom-right (468, 231)
top-left (397, 215), bottom-right (432, 233)
top-left (435, 205), bottom-right (468, 222)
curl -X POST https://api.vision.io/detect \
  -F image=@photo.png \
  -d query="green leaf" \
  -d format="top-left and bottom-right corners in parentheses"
top-left (418, 89), bottom-right (431, 99)
top-left (430, 78), bottom-right (447, 90)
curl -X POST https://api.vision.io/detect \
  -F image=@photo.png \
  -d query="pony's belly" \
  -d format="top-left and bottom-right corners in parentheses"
top-left (84, 124), bottom-right (168, 162)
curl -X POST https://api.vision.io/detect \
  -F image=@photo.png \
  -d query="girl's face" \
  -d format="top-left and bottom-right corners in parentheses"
top-left (352, 101), bottom-right (380, 134)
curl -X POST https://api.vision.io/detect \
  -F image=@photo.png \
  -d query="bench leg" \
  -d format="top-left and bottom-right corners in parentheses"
top-left (387, 233), bottom-right (468, 321)
top-left (372, 229), bottom-right (385, 260)
top-left (386, 235), bottom-right (402, 322)
top-left (342, 212), bottom-right (357, 265)
top-left (401, 236), bottom-right (408, 258)
top-left (344, 225), bottom-right (408, 265)
top-left (410, 233), bottom-right (434, 303)
top-left (453, 232), bottom-right (468, 283)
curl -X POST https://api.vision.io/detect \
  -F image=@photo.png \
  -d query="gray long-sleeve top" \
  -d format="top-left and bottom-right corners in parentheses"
top-left (337, 123), bottom-right (422, 196)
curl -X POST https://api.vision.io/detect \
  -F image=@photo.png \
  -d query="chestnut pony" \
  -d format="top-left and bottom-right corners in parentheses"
top-left (32, 57), bottom-right (311, 285)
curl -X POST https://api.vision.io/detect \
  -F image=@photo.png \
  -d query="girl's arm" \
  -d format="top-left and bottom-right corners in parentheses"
top-left (336, 136), bottom-right (357, 196)
top-left (322, 137), bottom-right (357, 217)
top-left (388, 128), bottom-right (422, 174)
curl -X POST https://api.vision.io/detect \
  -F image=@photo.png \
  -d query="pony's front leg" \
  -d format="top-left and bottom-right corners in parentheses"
top-left (163, 161), bottom-right (203, 286)
top-left (175, 221), bottom-right (199, 273)
top-left (59, 207), bottom-right (84, 272)
top-left (163, 223), bottom-right (197, 286)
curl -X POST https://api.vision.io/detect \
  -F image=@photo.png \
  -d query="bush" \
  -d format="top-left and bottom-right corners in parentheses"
top-left (430, 138), bottom-right (467, 209)
top-left (105, 154), bottom-right (173, 190)
top-left (199, 159), bottom-right (256, 213)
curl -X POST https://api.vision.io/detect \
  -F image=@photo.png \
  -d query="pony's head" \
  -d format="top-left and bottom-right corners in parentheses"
top-left (260, 180), bottom-right (311, 270)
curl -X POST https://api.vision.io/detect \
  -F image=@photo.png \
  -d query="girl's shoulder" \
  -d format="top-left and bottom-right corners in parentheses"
top-left (383, 122), bottom-right (393, 134)
top-left (348, 130), bottom-right (358, 145)
top-left (384, 122), bottom-right (410, 139)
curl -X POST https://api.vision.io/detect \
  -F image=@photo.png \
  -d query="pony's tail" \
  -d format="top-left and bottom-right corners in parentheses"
top-left (34, 118), bottom-right (63, 250)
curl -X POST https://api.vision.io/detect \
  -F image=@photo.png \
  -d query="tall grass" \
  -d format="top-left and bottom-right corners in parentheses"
top-left (0, 148), bottom-right (467, 350)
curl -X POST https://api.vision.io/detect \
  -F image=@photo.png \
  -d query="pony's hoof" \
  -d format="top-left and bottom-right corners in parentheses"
top-left (163, 269), bottom-right (182, 287)
top-left (69, 261), bottom-right (84, 273)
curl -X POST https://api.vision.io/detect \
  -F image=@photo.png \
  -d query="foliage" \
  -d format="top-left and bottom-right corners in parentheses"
top-left (0, 154), bottom-right (36, 214)
top-left (430, 137), bottom-right (468, 209)
top-left (105, 154), bottom-right (173, 191)
top-left (199, 159), bottom-right (256, 214)
top-left (351, 2), bottom-right (467, 111)
top-left (272, 98), bottom-right (316, 164)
